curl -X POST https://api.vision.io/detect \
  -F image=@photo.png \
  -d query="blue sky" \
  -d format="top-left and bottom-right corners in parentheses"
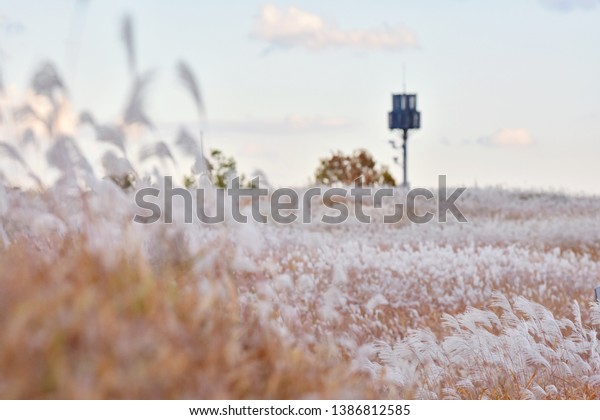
top-left (1, 0), bottom-right (599, 192)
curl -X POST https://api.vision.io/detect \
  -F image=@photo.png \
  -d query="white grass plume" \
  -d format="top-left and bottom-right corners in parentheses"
top-left (79, 111), bottom-right (126, 155)
top-left (31, 61), bottom-right (66, 103)
top-left (0, 141), bottom-right (43, 188)
top-left (121, 15), bottom-right (137, 77)
top-left (139, 141), bottom-right (176, 164)
top-left (123, 71), bottom-right (154, 129)
top-left (177, 60), bottom-right (204, 117)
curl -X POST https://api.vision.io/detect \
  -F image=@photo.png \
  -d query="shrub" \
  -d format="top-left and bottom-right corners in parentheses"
top-left (315, 149), bottom-right (396, 186)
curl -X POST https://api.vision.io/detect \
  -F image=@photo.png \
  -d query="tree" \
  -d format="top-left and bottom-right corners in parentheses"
top-left (209, 149), bottom-right (236, 188)
top-left (315, 149), bottom-right (397, 187)
top-left (183, 149), bottom-right (253, 189)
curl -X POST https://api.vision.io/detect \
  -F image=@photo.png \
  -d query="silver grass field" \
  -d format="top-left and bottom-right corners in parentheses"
top-left (1, 17), bottom-right (600, 400)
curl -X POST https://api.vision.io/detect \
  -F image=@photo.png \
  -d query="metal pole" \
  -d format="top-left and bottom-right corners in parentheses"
top-left (402, 128), bottom-right (408, 188)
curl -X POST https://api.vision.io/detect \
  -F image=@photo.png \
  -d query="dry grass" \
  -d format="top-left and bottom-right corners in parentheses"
top-left (1, 213), bottom-right (599, 399)
top-left (1, 37), bottom-right (600, 399)
top-left (0, 235), bottom-right (379, 399)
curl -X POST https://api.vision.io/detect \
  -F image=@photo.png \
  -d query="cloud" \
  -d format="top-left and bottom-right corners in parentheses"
top-left (284, 114), bottom-right (350, 129)
top-left (0, 14), bottom-right (25, 34)
top-left (252, 5), bottom-right (418, 52)
top-left (212, 114), bottom-right (354, 135)
top-left (478, 128), bottom-right (535, 147)
top-left (540, 0), bottom-right (600, 11)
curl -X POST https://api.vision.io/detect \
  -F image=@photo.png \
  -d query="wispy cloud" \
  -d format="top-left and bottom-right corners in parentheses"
top-left (478, 128), bottom-right (535, 147)
top-left (0, 14), bottom-right (25, 34)
top-left (251, 5), bottom-right (418, 52)
top-left (540, 0), bottom-right (600, 12)
top-left (212, 114), bottom-right (354, 135)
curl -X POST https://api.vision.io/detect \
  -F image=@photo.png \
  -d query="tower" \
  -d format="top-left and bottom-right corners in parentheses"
top-left (388, 93), bottom-right (421, 188)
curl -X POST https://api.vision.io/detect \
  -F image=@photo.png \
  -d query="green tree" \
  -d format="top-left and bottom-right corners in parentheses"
top-left (209, 149), bottom-right (237, 188)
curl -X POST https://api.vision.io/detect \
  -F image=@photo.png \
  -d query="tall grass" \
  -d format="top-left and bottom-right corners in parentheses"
top-left (1, 14), bottom-right (600, 399)
top-left (0, 235), bottom-right (376, 398)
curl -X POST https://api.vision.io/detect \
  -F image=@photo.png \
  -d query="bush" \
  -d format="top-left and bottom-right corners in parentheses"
top-left (315, 149), bottom-right (396, 186)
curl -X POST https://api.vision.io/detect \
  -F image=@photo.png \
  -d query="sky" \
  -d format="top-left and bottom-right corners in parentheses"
top-left (0, 0), bottom-right (599, 192)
